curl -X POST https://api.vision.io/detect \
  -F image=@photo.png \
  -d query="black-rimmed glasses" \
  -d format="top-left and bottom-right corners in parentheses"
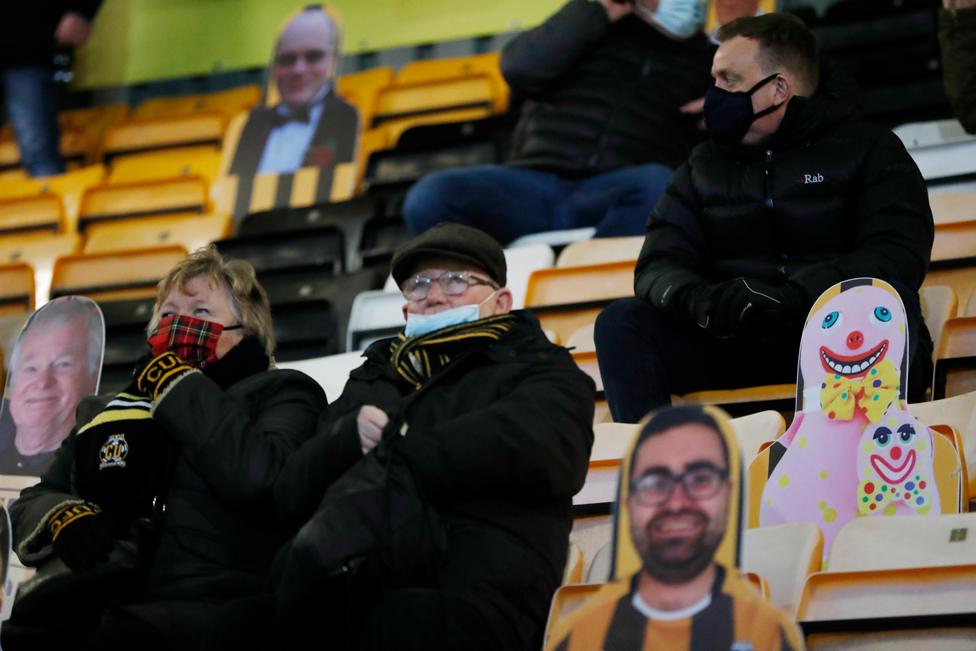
top-left (275, 49), bottom-right (331, 67)
top-left (629, 465), bottom-right (728, 507)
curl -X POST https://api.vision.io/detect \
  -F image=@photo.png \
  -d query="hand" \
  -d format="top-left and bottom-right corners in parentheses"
top-left (597, 0), bottom-right (635, 22)
top-left (356, 405), bottom-right (389, 455)
top-left (680, 96), bottom-right (706, 131)
top-left (55, 12), bottom-right (92, 48)
top-left (135, 351), bottom-right (196, 400)
top-left (689, 278), bottom-right (799, 337)
top-left (48, 503), bottom-right (114, 572)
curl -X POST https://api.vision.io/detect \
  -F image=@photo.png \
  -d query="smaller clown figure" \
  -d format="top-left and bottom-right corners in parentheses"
top-left (857, 406), bottom-right (939, 516)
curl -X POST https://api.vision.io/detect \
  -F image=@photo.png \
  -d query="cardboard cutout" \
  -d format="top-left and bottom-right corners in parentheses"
top-left (0, 296), bottom-right (104, 622)
top-left (705, 0), bottom-right (780, 37)
top-left (756, 278), bottom-right (955, 561)
top-left (225, 4), bottom-right (360, 179)
top-left (0, 297), bottom-right (105, 477)
top-left (549, 405), bottom-right (801, 651)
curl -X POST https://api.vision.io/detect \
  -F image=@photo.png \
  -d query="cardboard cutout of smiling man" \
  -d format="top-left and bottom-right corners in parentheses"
top-left (227, 4), bottom-right (359, 176)
top-left (549, 405), bottom-right (802, 651)
top-left (758, 278), bottom-right (953, 561)
top-left (0, 297), bottom-right (104, 477)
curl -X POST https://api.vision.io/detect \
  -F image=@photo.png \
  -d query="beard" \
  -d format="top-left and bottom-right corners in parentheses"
top-left (634, 509), bottom-right (724, 585)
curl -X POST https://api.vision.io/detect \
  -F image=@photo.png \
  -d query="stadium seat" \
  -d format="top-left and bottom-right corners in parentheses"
top-left (921, 285), bottom-right (960, 366)
top-left (894, 118), bottom-right (976, 182)
top-left (731, 409), bottom-right (787, 464)
top-left (0, 232), bottom-right (82, 306)
top-left (931, 219), bottom-right (976, 266)
top-left (933, 315), bottom-right (976, 399)
top-left (78, 177), bottom-right (209, 230)
top-left (524, 260), bottom-right (635, 345)
top-left (98, 297), bottom-right (157, 395)
top-left (107, 146), bottom-right (221, 187)
top-left (911, 391), bottom-right (976, 500)
top-left (336, 66), bottom-right (396, 128)
top-left (83, 213), bottom-right (232, 255)
top-left (930, 191), bottom-right (976, 225)
top-left (508, 227), bottom-right (597, 250)
top-left (925, 267), bottom-right (976, 315)
top-left (0, 263), bottom-right (35, 315)
top-left (673, 384), bottom-right (797, 420)
top-left (565, 324), bottom-right (595, 353)
top-left (215, 227), bottom-right (345, 277)
top-left (277, 350), bottom-right (370, 403)
top-left (742, 522), bottom-right (823, 614)
top-left (0, 194), bottom-right (64, 237)
top-left (564, 542), bottom-right (584, 585)
top-left (371, 74), bottom-right (501, 128)
top-left (0, 164), bottom-right (106, 231)
top-left (50, 245), bottom-right (187, 302)
top-left (132, 85), bottom-right (261, 122)
top-left (100, 113), bottom-right (226, 162)
top-left (555, 236), bottom-right (645, 268)
top-left (345, 290), bottom-right (403, 352)
top-left (395, 52), bottom-right (508, 108)
top-left (572, 350), bottom-right (602, 393)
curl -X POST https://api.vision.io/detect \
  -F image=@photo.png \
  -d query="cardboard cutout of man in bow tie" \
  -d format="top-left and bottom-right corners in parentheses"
top-left (227, 4), bottom-right (359, 177)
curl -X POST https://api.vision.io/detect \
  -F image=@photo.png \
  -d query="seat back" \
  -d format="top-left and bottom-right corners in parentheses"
top-left (346, 290), bottom-right (404, 352)
top-left (920, 285), bottom-right (960, 364)
top-left (50, 246), bottom-right (187, 302)
top-left (83, 213), bottom-right (231, 255)
top-left (79, 177), bottom-right (208, 230)
top-left (0, 195), bottom-right (64, 237)
top-left (0, 263), bottom-right (35, 315)
top-left (107, 146), bottom-right (221, 186)
top-left (742, 522), bottom-right (823, 614)
top-left (933, 316), bottom-right (976, 399)
top-left (101, 114), bottom-right (226, 162)
top-left (555, 236), bottom-right (645, 268)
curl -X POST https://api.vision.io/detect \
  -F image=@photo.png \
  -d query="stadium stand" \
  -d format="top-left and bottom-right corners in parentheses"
top-left (0, 263), bottom-right (35, 315)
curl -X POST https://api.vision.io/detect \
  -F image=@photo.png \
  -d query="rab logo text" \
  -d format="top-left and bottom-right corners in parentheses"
top-left (99, 433), bottom-right (129, 470)
top-left (803, 173), bottom-right (824, 184)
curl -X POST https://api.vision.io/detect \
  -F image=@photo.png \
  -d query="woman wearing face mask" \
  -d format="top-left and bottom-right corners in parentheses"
top-left (5, 245), bottom-right (324, 651)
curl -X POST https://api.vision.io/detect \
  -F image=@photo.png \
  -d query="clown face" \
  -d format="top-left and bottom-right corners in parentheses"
top-left (857, 408), bottom-right (938, 516)
top-left (798, 282), bottom-right (907, 422)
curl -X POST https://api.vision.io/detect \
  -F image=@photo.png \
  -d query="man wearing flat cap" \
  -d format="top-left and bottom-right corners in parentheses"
top-left (250, 223), bottom-right (596, 651)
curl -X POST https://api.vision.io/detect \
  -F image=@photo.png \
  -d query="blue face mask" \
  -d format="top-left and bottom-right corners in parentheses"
top-left (635, 0), bottom-right (704, 40)
top-left (404, 291), bottom-right (498, 338)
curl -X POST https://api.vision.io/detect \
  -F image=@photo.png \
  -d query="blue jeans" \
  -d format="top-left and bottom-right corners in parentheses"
top-left (402, 164), bottom-right (672, 244)
top-left (2, 66), bottom-right (64, 177)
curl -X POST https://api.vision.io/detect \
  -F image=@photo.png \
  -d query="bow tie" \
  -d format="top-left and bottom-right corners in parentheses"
top-left (272, 106), bottom-right (311, 127)
top-left (819, 358), bottom-right (899, 423)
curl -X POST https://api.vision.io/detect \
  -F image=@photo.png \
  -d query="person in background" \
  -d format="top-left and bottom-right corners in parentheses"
top-left (939, 0), bottom-right (976, 133)
top-left (594, 13), bottom-right (933, 423)
top-left (228, 4), bottom-right (359, 176)
top-left (401, 0), bottom-right (715, 244)
top-left (0, 3), bottom-right (102, 177)
top-left (5, 246), bottom-right (324, 651)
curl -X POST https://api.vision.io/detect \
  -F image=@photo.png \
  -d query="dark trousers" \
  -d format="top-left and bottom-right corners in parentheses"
top-left (594, 296), bottom-right (933, 424)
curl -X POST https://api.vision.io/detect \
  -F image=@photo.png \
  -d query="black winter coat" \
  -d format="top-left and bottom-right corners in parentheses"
top-left (636, 91), bottom-right (934, 322)
top-left (11, 361), bottom-right (324, 646)
top-left (274, 311), bottom-right (595, 651)
top-left (501, 0), bottom-right (714, 176)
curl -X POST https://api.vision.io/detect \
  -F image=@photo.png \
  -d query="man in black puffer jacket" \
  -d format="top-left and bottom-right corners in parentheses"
top-left (595, 13), bottom-right (935, 423)
top-left (402, 0), bottom-right (715, 243)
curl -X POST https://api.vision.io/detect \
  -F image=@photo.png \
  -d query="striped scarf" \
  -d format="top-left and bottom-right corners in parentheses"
top-left (390, 314), bottom-right (516, 389)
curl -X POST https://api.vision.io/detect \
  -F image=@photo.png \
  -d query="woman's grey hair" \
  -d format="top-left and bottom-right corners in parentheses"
top-left (147, 245), bottom-right (276, 357)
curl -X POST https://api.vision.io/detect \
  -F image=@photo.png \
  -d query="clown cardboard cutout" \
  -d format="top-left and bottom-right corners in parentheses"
top-left (755, 278), bottom-right (960, 561)
top-left (548, 405), bottom-right (801, 651)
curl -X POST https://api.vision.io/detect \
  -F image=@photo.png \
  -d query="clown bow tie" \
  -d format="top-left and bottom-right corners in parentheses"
top-left (820, 358), bottom-right (899, 423)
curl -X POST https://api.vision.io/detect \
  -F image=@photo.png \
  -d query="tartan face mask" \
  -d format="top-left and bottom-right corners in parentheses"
top-left (148, 314), bottom-right (242, 368)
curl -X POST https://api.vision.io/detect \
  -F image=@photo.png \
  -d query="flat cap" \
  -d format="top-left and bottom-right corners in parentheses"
top-left (391, 222), bottom-right (507, 286)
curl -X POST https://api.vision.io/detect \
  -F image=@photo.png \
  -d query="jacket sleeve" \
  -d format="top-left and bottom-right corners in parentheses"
top-left (10, 396), bottom-right (108, 565)
top-left (151, 369), bottom-right (324, 511)
top-left (63, 0), bottom-right (102, 21)
top-left (273, 363), bottom-right (401, 529)
top-left (396, 353), bottom-right (595, 502)
top-left (500, 0), bottom-right (611, 98)
top-left (939, 7), bottom-right (976, 134)
top-left (634, 160), bottom-right (712, 319)
top-left (788, 130), bottom-right (934, 301)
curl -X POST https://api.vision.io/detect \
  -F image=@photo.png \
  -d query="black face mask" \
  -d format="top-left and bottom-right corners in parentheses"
top-left (703, 73), bottom-right (784, 145)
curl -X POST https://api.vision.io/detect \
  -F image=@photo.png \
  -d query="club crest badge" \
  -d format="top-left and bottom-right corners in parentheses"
top-left (99, 433), bottom-right (129, 470)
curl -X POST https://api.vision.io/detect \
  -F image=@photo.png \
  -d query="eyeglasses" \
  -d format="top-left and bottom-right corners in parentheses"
top-left (275, 49), bottom-right (331, 67)
top-left (629, 465), bottom-right (728, 507)
top-left (401, 270), bottom-right (499, 301)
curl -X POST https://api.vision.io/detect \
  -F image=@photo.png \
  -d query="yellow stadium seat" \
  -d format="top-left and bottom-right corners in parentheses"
top-left (525, 261), bottom-right (635, 345)
top-left (932, 219), bottom-right (976, 264)
top-left (556, 237), bottom-right (645, 268)
top-left (83, 213), bottom-right (231, 255)
top-left (921, 285), bottom-right (960, 364)
top-left (371, 75), bottom-right (500, 128)
top-left (107, 146), bottom-right (221, 187)
top-left (0, 194), bottom-right (64, 236)
top-left (336, 67), bottom-right (396, 129)
top-left (925, 267), bottom-right (976, 315)
top-left (395, 52), bottom-right (509, 110)
top-left (0, 263), bottom-right (35, 315)
top-left (742, 522), bottom-right (823, 614)
top-left (563, 543), bottom-right (584, 585)
top-left (100, 114), bottom-right (226, 162)
top-left (132, 85), bottom-right (261, 122)
top-left (50, 245), bottom-right (187, 302)
top-left (933, 315), bottom-right (976, 399)
top-left (78, 177), bottom-right (209, 231)
top-left (930, 190), bottom-right (976, 225)
top-left (0, 104), bottom-right (127, 169)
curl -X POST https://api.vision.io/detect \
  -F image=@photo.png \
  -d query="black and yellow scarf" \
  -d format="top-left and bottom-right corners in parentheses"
top-left (390, 314), bottom-right (516, 389)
